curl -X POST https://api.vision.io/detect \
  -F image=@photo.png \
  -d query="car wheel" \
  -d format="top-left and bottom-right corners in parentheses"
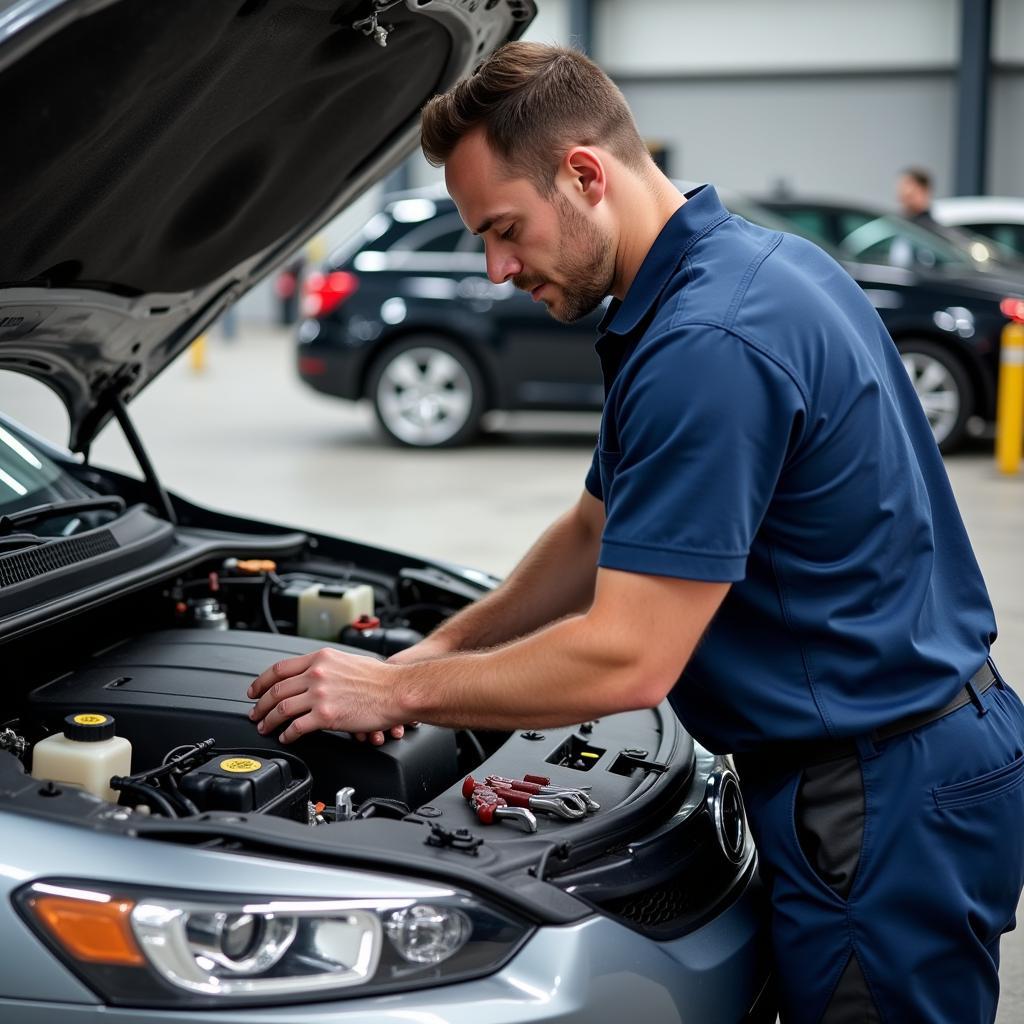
top-left (369, 337), bottom-right (485, 447)
top-left (896, 339), bottom-right (973, 452)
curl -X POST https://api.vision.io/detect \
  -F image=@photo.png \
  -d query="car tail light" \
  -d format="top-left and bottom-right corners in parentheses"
top-left (298, 355), bottom-right (328, 377)
top-left (1001, 297), bottom-right (1024, 323)
top-left (302, 271), bottom-right (358, 318)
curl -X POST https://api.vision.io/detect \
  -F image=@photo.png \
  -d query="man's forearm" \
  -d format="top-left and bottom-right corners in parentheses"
top-left (248, 569), bottom-right (729, 744)
top-left (428, 497), bottom-right (601, 652)
top-left (395, 612), bottom-right (663, 731)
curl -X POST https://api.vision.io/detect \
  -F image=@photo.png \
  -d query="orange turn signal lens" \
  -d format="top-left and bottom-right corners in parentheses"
top-left (29, 894), bottom-right (144, 966)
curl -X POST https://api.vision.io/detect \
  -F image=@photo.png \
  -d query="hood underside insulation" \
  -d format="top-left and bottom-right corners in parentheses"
top-left (0, 0), bottom-right (451, 294)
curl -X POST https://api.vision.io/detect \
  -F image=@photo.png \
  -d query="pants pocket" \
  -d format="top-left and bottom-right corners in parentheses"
top-left (794, 754), bottom-right (865, 900)
top-left (933, 752), bottom-right (1024, 810)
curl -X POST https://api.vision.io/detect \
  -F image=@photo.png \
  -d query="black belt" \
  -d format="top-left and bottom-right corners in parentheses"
top-left (738, 661), bottom-right (1000, 774)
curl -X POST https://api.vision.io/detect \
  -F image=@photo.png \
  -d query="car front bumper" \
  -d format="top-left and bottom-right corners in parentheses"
top-left (1, 862), bottom-right (771, 1023)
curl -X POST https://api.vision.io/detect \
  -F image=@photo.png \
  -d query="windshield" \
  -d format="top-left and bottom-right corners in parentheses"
top-left (723, 196), bottom-right (844, 258)
top-left (0, 420), bottom-right (97, 529)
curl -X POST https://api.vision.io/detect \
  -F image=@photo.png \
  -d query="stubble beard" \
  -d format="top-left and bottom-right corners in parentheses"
top-left (516, 194), bottom-right (615, 324)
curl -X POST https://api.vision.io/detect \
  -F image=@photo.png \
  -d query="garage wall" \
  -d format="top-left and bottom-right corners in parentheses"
top-left (599, 0), bottom-right (964, 206)
top-left (990, 72), bottom-right (1024, 197)
top-left (618, 73), bottom-right (956, 204)
top-left (990, 0), bottom-right (1024, 198)
top-left (993, 0), bottom-right (1024, 63)
top-left (595, 0), bottom-right (959, 74)
top-left (409, 0), bottom-right (1019, 207)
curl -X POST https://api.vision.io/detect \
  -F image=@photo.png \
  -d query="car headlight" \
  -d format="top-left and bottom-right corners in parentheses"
top-left (15, 879), bottom-right (531, 1007)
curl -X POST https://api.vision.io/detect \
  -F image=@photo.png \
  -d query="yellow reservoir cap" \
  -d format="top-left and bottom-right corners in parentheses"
top-left (220, 757), bottom-right (262, 773)
top-left (72, 714), bottom-right (109, 726)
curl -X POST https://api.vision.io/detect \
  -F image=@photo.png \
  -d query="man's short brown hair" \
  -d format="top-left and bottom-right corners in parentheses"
top-left (421, 42), bottom-right (649, 194)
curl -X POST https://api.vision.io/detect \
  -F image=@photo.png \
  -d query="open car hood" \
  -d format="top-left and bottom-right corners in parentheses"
top-left (0, 0), bottom-right (534, 451)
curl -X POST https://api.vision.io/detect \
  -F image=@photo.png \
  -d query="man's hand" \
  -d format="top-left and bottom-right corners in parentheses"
top-left (248, 648), bottom-right (401, 745)
top-left (347, 637), bottom-right (453, 744)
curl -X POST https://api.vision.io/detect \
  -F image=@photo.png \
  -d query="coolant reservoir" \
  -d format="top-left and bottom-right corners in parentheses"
top-left (30, 712), bottom-right (132, 802)
top-left (297, 583), bottom-right (375, 641)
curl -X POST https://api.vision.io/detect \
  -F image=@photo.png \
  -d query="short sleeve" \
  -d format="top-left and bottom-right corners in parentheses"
top-left (599, 326), bottom-right (805, 582)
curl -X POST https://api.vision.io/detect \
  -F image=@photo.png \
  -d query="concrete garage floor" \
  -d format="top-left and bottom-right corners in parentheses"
top-left (2, 324), bottom-right (1022, 1019)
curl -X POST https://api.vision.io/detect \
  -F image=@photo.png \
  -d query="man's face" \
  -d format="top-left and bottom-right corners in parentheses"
top-left (898, 174), bottom-right (929, 217)
top-left (445, 130), bottom-right (615, 323)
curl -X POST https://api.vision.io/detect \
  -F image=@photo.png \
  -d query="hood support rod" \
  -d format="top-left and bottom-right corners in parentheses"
top-left (109, 395), bottom-right (177, 525)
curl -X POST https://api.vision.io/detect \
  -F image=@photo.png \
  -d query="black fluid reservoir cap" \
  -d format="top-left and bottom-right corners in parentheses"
top-left (63, 712), bottom-right (116, 742)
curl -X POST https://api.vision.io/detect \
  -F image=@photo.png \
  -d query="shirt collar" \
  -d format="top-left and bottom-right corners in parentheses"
top-left (598, 184), bottom-right (730, 338)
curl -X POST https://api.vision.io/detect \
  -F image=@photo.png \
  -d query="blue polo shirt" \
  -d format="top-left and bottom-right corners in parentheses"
top-left (585, 185), bottom-right (996, 754)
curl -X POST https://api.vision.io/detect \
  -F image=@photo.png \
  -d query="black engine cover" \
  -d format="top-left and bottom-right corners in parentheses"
top-left (27, 630), bottom-right (459, 806)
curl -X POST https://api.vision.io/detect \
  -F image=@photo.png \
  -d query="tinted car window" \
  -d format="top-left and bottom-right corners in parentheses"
top-left (389, 212), bottom-right (467, 253)
top-left (780, 208), bottom-right (831, 240)
top-left (726, 198), bottom-right (840, 256)
top-left (968, 223), bottom-right (1024, 258)
top-left (836, 212), bottom-right (872, 237)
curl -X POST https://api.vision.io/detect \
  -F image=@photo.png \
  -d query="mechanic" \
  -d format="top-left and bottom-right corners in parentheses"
top-left (250, 43), bottom-right (1024, 1023)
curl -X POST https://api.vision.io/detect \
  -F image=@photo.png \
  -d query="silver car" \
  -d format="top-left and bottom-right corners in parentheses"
top-left (0, 0), bottom-right (773, 1019)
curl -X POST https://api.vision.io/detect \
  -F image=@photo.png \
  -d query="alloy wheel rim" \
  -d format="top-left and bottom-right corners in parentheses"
top-left (376, 347), bottom-right (474, 445)
top-left (901, 351), bottom-right (960, 444)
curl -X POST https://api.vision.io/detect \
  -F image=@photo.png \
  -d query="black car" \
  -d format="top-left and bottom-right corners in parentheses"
top-left (297, 185), bottom-right (606, 447)
top-left (756, 196), bottom-right (1018, 271)
top-left (299, 187), bottom-right (1024, 452)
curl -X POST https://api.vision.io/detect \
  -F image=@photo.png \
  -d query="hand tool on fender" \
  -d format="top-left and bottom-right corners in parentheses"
top-left (463, 775), bottom-right (586, 820)
top-left (485, 775), bottom-right (588, 813)
top-left (522, 772), bottom-right (602, 808)
top-left (484, 774), bottom-right (599, 813)
top-left (463, 780), bottom-right (537, 832)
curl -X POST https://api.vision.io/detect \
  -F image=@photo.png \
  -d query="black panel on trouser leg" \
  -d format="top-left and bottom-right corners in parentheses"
top-left (821, 952), bottom-right (883, 1023)
top-left (795, 754), bottom-right (865, 900)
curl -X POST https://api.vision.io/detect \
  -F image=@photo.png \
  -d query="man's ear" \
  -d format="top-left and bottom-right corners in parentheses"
top-left (562, 147), bottom-right (607, 206)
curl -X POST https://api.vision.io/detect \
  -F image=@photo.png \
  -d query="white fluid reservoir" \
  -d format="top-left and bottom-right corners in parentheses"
top-left (297, 583), bottom-right (375, 641)
top-left (30, 712), bottom-right (132, 802)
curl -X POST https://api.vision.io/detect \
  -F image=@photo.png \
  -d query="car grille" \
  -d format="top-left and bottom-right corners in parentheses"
top-left (0, 531), bottom-right (118, 587)
top-left (602, 842), bottom-right (739, 932)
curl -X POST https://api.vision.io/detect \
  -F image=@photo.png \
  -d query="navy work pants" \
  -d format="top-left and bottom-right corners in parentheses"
top-left (737, 676), bottom-right (1024, 1023)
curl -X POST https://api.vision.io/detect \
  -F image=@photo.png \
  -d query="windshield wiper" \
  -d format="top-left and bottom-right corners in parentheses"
top-left (0, 497), bottom-right (126, 536)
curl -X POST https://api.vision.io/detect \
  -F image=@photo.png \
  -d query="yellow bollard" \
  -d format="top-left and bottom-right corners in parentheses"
top-left (996, 321), bottom-right (1024, 475)
top-left (189, 334), bottom-right (207, 374)
top-left (306, 234), bottom-right (327, 265)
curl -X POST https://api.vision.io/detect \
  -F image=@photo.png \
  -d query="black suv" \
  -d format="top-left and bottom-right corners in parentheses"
top-left (297, 187), bottom-right (1024, 451)
top-left (296, 186), bottom-right (603, 447)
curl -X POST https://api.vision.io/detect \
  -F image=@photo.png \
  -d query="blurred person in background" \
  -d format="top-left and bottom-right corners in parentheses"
top-left (251, 44), bottom-right (1024, 1024)
top-left (897, 166), bottom-right (941, 230)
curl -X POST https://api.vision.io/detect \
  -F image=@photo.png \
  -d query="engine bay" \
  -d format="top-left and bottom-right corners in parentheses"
top-left (4, 543), bottom-right (480, 818)
top-left (2, 534), bottom-right (693, 842)
top-left (0, 505), bottom-right (748, 937)
top-left (25, 628), bottom-right (463, 815)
